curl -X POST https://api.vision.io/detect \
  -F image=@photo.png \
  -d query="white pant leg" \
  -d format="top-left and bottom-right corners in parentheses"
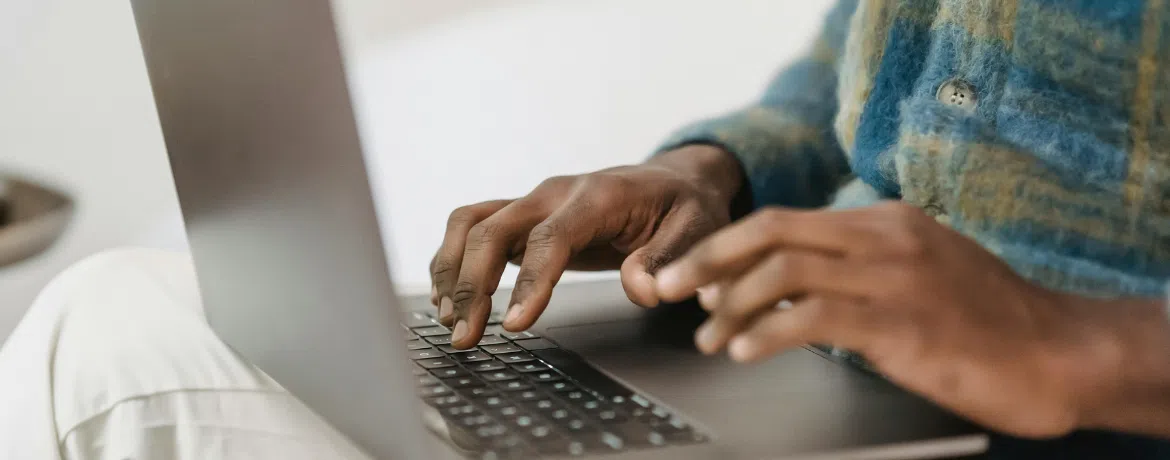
top-left (0, 248), bottom-right (372, 460)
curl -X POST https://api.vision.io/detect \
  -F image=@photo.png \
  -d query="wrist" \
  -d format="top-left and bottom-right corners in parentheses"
top-left (649, 144), bottom-right (746, 212)
top-left (1050, 292), bottom-right (1170, 435)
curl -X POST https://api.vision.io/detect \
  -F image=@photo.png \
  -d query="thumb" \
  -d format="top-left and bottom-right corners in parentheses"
top-left (620, 211), bottom-right (710, 307)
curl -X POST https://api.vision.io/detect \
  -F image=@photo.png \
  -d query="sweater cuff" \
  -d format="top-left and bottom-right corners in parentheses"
top-left (655, 107), bottom-right (847, 210)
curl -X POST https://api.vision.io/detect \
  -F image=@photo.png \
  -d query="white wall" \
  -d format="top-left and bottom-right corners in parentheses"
top-left (0, 0), bottom-right (830, 340)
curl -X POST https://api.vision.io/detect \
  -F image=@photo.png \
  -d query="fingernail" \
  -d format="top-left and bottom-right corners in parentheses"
top-left (655, 266), bottom-right (680, 292)
top-left (451, 320), bottom-right (469, 343)
top-left (728, 336), bottom-right (755, 362)
top-left (695, 323), bottom-right (718, 354)
top-left (505, 304), bottom-right (524, 325)
top-left (439, 297), bottom-right (453, 320)
top-left (696, 284), bottom-right (720, 308)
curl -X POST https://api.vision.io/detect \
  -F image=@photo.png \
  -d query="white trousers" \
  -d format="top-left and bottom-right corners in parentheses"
top-left (0, 248), bottom-right (373, 460)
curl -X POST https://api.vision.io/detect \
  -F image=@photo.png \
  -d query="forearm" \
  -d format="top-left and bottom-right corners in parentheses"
top-left (1062, 294), bottom-right (1170, 438)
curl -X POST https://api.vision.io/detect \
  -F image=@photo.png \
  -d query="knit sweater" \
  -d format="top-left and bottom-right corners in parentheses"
top-left (660, 0), bottom-right (1170, 298)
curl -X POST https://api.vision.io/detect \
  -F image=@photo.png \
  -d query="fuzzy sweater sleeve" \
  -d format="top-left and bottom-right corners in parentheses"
top-left (655, 0), bottom-right (857, 210)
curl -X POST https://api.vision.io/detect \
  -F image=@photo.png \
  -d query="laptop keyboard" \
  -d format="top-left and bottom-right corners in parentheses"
top-left (403, 311), bottom-right (708, 459)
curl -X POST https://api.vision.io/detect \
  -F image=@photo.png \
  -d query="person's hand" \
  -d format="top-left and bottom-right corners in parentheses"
top-left (432, 145), bottom-right (744, 349)
top-left (654, 201), bottom-right (1145, 438)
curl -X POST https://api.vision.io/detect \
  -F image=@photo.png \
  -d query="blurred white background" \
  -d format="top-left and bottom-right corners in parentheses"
top-left (0, 0), bottom-right (830, 341)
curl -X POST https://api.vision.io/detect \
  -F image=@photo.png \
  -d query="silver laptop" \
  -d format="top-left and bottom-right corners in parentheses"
top-left (128, 0), bottom-right (989, 458)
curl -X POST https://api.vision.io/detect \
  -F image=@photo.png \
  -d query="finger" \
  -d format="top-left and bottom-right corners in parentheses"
top-left (504, 199), bottom-right (608, 331)
top-left (432, 200), bottom-right (512, 317)
top-left (695, 251), bottom-right (878, 353)
top-left (726, 295), bottom-right (880, 362)
top-left (620, 204), bottom-right (713, 308)
top-left (448, 201), bottom-right (548, 347)
top-left (696, 283), bottom-right (723, 311)
top-left (655, 207), bottom-right (879, 301)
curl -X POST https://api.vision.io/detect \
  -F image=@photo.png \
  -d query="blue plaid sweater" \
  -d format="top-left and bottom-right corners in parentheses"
top-left (661, 0), bottom-right (1170, 298)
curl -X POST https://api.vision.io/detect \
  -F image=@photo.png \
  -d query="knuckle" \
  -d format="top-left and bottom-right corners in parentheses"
top-left (467, 221), bottom-right (503, 249)
top-left (527, 222), bottom-right (562, 249)
top-left (537, 175), bottom-right (570, 189)
top-left (431, 259), bottom-right (457, 280)
top-left (756, 207), bottom-right (786, 226)
top-left (451, 281), bottom-right (480, 309)
top-left (447, 205), bottom-right (482, 230)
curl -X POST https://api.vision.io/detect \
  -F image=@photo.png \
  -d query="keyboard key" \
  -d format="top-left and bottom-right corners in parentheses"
top-left (525, 424), bottom-right (556, 440)
top-left (498, 380), bottom-right (533, 392)
top-left (513, 415), bottom-right (536, 428)
top-left (439, 344), bottom-right (477, 354)
top-left (564, 419), bottom-right (592, 433)
top-left (510, 362), bottom-right (550, 373)
top-left (525, 399), bottom-right (557, 412)
top-left (477, 335), bottom-right (508, 346)
top-left (426, 394), bottom-right (463, 408)
top-left (530, 371), bottom-right (563, 383)
top-left (481, 396), bottom-right (509, 408)
top-left (405, 339), bottom-right (431, 350)
top-left (549, 408), bottom-right (572, 421)
top-left (413, 326), bottom-right (450, 337)
top-left (424, 335), bottom-right (453, 345)
top-left (487, 311), bottom-right (505, 325)
top-left (496, 352), bottom-right (536, 364)
top-left (418, 385), bottom-right (452, 397)
top-left (474, 424), bottom-right (510, 439)
top-left (402, 311), bottom-right (438, 328)
top-left (443, 376), bottom-right (484, 389)
top-left (483, 325), bottom-right (507, 336)
top-left (415, 375), bottom-right (439, 387)
top-left (458, 386), bottom-right (498, 399)
top-left (431, 367), bottom-right (469, 379)
top-left (597, 431), bottom-right (625, 451)
top-left (596, 410), bottom-right (627, 424)
top-left (512, 390), bottom-right (543, 401)
top-left (455, 351), bottom-right (493, 363)
top-left (409, 349), bottom-right (444, 360)
top-left (481, 371), bottom-right (520, 383)
top-left (530, 348), bottom-right (633, 399)
top-left (535, 439), bottom-right (588, 457)
top-left (416, 357), bottom-right (456, 369)
top-left (468, 361), bottom-right (508, 372)
top-left (496, 406), bottom-right (521, 418)
top-left (411, 365), bottom-right (428, 377)
top-left (608, 420), bottom-right (677, 448)
top-left (481, 344), bottom-right (522, 355)
top-left (502, 330), bottom-right (539, 340)
top-left (444, 404), bottom-right (477, 417)
top-left (458, 414), bottom-right (495, 428)
top-left (540, 381), bottom-right (577, 393)
top-left (403, 331), bottom-right (419, 341)
top-left (513, 338), bottom-right (556, 350)
top-left (576, 399), bottom-right (603, 411)
top-left (564, 390), bottom-right (588, 400)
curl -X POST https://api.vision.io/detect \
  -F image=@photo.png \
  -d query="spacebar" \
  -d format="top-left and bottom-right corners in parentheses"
top-left (530, 348), bottom-right (633, 400)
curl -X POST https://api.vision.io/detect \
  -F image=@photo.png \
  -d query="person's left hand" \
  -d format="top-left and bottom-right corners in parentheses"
top-left (654, 201), bottom-right (1111, 439)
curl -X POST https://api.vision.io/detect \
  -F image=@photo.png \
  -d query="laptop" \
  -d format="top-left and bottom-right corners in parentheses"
top-left (128, 0), bottom-right (989, 458)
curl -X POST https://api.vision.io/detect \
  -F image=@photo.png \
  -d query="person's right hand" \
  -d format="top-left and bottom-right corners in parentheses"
top-left (431, 145), bottom-right (745, 348)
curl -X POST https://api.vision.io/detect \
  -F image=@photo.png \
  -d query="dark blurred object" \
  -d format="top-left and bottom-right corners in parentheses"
top-left (0, 177), bottom-right (73, 267)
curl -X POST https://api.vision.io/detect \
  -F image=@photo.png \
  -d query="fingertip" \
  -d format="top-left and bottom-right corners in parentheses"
top-left (654, 265), bottom-right (681, 294)
top-left (451, 319), bottom-right (470, 345)
top-left (728, 335), bottom-right (756, 362)
top-left (622, 271), bottom-right (660, 308)
top-left (503, 303), bottom-right (528, 331)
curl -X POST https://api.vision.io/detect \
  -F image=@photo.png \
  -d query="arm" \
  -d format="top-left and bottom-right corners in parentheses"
top-left (1063, 293), bottom-right (1170, 439)
top-left (657, 0), bottom-right (858, 211)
